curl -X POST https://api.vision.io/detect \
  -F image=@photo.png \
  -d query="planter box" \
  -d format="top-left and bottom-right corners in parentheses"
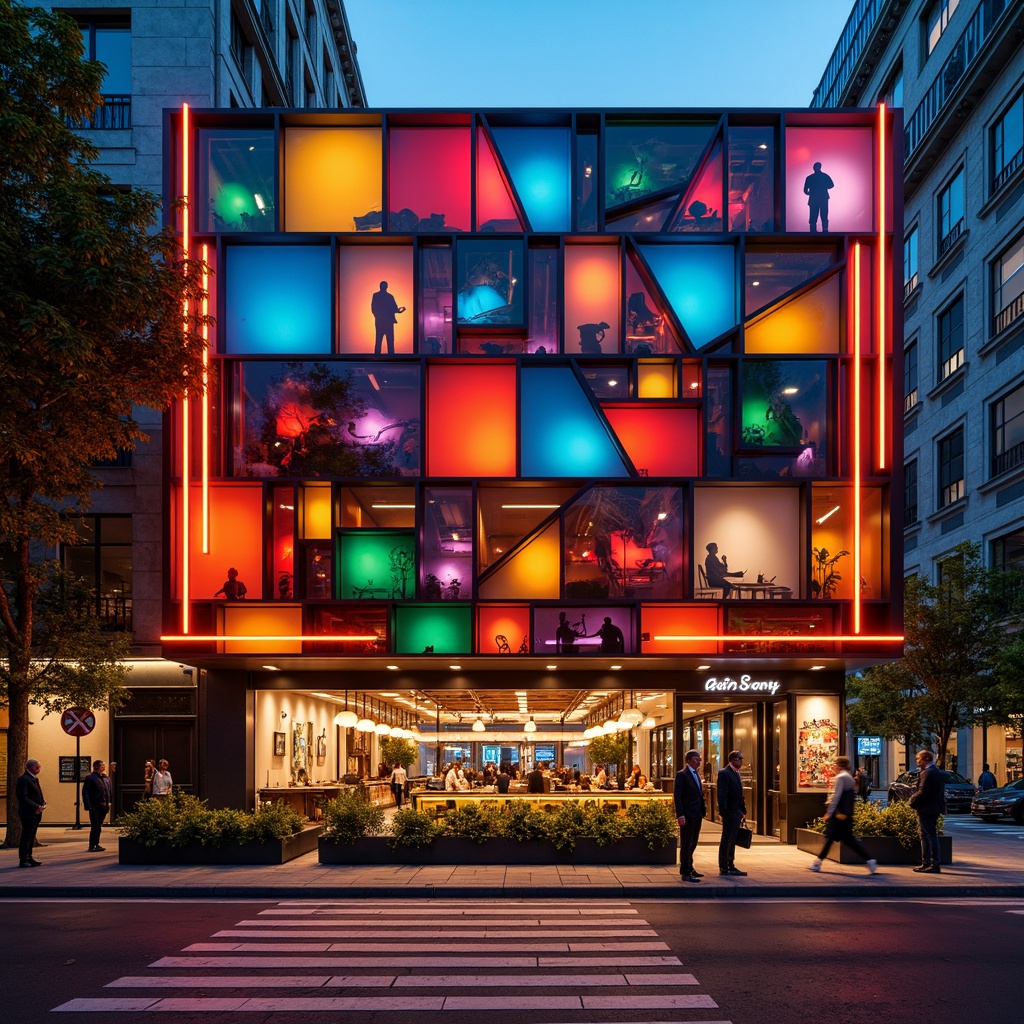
top-left (119, 825), bottom-right (322, 865)
top-left (795, 828), bottom-right (952, 865)
top-left (319, 834), bottom-right (676, 866)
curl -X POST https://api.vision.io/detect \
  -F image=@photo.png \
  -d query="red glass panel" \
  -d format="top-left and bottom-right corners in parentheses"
top-left (389, 128), bottom-right (471, 232)
top-left (476, 128), bottom-right (522, 232)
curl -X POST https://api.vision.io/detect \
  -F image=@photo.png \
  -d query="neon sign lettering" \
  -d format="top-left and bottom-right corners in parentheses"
top-left (703, 674), bottom-right (781, 696)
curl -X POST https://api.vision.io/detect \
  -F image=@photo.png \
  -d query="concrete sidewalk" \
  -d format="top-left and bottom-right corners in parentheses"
top-left (3, 822), bottom-right (1022, 899)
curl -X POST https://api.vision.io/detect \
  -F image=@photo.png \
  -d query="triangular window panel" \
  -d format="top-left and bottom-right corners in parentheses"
top-left (744, 274), bottom-right (842, 355)
top-left (604, 121), bottom-right (717, 210)
top-left (744, 246), bottom-right (837, 316)
top-left (477, 520), bottom-right (561, 600)
top-left (625, 249), bottom-right (684, 354)
top-left (491, 127), bottom-right (572, 233)
top-left (520, 366), bottom-right (629, 478)
top-left (638, 244), bottom-right (738, 351)
top-left (475, 128), bottom-right (523, 232)
top-left (603, 406), bottom-right (701, 477)
top-left (669, 135), bottom-right (724, 233)
top-left (606, 195), bottom-right (677, 233)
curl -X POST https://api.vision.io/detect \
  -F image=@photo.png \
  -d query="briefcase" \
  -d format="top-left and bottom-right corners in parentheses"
top-left (736, 826), bottom-right (753, 849)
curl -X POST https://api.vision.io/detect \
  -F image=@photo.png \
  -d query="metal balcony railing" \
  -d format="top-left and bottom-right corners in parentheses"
top-left (995, 293), bottom-right (1024, 335)
top-left (939, 218), bottom-right (964, 258)
top-left (78, 95), bottom-right (131, 130)
top-left (993, 439), bottom-right (1024, 476)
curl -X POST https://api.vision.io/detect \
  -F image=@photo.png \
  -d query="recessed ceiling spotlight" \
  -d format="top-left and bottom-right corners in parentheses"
top-left (449, 665), bottom-right (461, 671)
top-left (610, 664), bottom-right (622, 670)
top-left (810, 665), bottom-right (826, 671)
top-left (262, 665), bottom-right (279, 671)
top-left (697, 664), bottom-right (710, 671)
top-left (546, 664), bottom-right (557, 670)
top-left (387, 664), bottom-right (399, 670)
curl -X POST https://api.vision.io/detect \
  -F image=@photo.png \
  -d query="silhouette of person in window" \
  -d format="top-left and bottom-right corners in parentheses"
top-left (214, 567), bottom-right (247, 600)
top-left (588, 616), bottom-right (625, 654)
top-left (577, 321), bottom-right (609, 354)
top-left (370, 281), bottom-right (406, 355)
top-left (803, 162), bottom-right (834, 233)
top-left (556, 612), bottom-right (585, 654)
top-left (704, 542), bottom-right (744, 598)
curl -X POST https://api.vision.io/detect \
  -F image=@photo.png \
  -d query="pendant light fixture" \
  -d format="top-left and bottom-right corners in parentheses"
top-left (618, 689), bottom-right (645, 728)
top-left (334, 689), bottom-right (358, 728)
top-left (355, 694), bottom-right (375, 733)
top-left (524, 716), bottom-right (537, 733)
top-left (472, 716), bottom-right (485, 732)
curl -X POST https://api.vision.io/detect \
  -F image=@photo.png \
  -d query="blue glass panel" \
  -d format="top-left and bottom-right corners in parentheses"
top-left (491, 128), bottom-right (571, 233)
top-left (225, 246), bottom-right (332, 354)
top-left (638, 244), bottom-right (737, 350)
top-left (521, 366), bottom-right (628, 478)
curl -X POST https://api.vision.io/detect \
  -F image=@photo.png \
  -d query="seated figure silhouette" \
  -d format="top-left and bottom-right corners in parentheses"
top-left (577, 321), bottom-right (609, 354)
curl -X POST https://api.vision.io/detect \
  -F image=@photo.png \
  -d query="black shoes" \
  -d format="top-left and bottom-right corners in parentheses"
top-left (913, 864), bottom-right (940, 873)
top-left (681, 873), bottom-right (701, 882)
top-left (719, 868), bottom-right (748, 876)
top-left (88, 845), bottom-right (106, 852)
top-left (19, 859), bottom-right (41, 867)
top-left (692, 871), bottom-right (705, 877)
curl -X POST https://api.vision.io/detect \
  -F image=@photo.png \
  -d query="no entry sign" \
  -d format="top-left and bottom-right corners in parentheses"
top-left (61, 707), bottom-right (96, 737)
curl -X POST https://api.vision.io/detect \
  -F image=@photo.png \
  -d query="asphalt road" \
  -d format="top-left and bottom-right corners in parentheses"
top-left (1, 896), bottom-right (1020, 1024)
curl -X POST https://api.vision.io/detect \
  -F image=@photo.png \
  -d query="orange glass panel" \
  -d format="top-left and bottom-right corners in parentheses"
top-left (477, 604), bottom-right (531, 654)
top-left (476, 128), bottom-right (522, 231)
top-left (301, 483), bottom-right (332, 539)
top-left (181, 484), bottom-right (264, 600)
top-left (222, 604), bottom-right (303, 654)
top-left (426, 364), bottom-right (517, 477)
top-left (338, 246), bottom-right (414, 354)
top-left (637, 361), bottom-right (677, 398)
top-left (477, 521), bottom-right (561, 600)
top-left (565, 246), bottom-right (621, 354)
top-left (603, 406), bottom-right (700, 476)
top-left (641, 605), bottom-right (720, 654)
top-left (744, 274), bottom-right (841, 354)
top-left (284, 128), bottom-right (382, 232)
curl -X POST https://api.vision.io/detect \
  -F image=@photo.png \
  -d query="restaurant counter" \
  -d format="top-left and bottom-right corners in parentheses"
top-left (259, 779), bottom-right (395, 818)
top-left (411, 789), bottom-right (674, 815)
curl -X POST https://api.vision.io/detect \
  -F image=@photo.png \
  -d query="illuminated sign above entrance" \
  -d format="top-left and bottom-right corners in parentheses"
top-left (702, 674), bottom-right (782, 696)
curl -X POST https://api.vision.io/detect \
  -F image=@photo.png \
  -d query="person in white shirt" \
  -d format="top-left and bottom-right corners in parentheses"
top-left (445, 763), bottom-right (464, 792)
top-left (150, 760), bottom-right (173, 799)
top-left (389, 763), bottom-right (408, 808)
top-left (594, 766), bottom-right (607, 788)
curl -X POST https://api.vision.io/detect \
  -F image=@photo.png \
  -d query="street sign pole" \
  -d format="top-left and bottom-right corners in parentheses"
top-left (72, 734), bottom-right (83, 830)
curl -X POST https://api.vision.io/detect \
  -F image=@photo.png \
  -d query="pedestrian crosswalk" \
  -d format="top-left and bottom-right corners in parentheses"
top-left (51, 899), bottom-right (732, 1020)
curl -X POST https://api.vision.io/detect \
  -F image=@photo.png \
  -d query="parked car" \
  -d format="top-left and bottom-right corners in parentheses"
top-left (970, 778), bottom-right (1024, 823)
top-left (887, 769), bottom-right (976, 812)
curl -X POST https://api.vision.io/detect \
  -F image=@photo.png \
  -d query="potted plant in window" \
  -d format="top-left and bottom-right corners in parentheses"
top-left (811, 546), bottom-right (849, 599)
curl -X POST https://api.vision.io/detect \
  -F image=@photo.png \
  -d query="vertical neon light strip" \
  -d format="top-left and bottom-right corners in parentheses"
top-left (877, 102), bottom-right (887, 470)
top-left (181, 104), bottom-right (191, 633)
top-left (201, 242), bottom-right (210, 554)
top-left (853, 243), bottom-right (863, 636)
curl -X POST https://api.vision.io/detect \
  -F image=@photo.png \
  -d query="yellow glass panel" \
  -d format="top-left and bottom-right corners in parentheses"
top-left (744, 275), bottom-right (841, 354)
top-left (564, 246), bottom-right (620, 353)
top-left (478, 521), bottom-right (560, 600)
top-left (301, 483), bottom-right (332, 539)
top-left (284, 128), bottom-right (382, 233)
top-left (222, 604), bottom-right (303, 654)
top-left (637, 360), bottom-right (677, 398)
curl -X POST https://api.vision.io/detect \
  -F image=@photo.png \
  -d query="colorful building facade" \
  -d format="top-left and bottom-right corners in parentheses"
top-left (161, 106), bottom-right (902, 839)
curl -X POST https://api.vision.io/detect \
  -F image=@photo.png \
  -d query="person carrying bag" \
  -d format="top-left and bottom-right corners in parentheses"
top-left (808, 756), bottom-right (877, 874)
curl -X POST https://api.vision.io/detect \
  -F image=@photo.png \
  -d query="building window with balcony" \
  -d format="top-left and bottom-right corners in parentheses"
top-left (904, 340), bottom-right (919, 413)
top-left (991, 527), bottom-right (1024, 615)
top-left (925, 0), bottom-right (960, 56)
top-left (937, 168), bottom-right (964, 257)
top-left (75, 15), bottom-right (131, 129)
top-left (881, 63), bottom-right (903, 110)
top-left (991, 381), bottom-right (1024, 478)
top-left (905, 459), bottom-right (918, 527)
top-left (61, 515), bottom-right (133, 630)
top-left (937, 294), bottom-right (964, 381)
top-left (904, 225), bottom-right (919, 299)
top-left (938, 427), bottom-right (965, 508)
top-left (992, 91), bottom-right (1023, 192)
top-left (993, 235), bottom-right (1024, 336)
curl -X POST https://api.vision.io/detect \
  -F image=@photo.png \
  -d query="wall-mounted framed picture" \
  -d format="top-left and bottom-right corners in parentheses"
top-left (273, 731), bottom-right (286, 756)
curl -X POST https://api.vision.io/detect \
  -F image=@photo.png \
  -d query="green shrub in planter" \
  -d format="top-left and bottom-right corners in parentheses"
top-left (496, 802), bottom-right (550, 842)
top-left (626, 799), bottom-right (679, 850)
top-left (389, 808), bottom-right (442, 848)
top-left (117, 792), bottom-right (304, 848)
top-left (806, 799), bottom-right (943, 848)
top-left (438, 803), bottom-right (502, 843)
top-left (320, 792), bottom-right (386, 845)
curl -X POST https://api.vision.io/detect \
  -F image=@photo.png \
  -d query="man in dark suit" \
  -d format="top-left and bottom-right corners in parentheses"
top-left (717, 749), bottom-right (748, 876)
top-left (16, 759), bottom-right (46, 867)
top-left (82, 759), bottom-right (114, 853)
top-left (909, 749), bottom-right (945, 872)
top-left (674, 749), bottom-right (706, 882)
top-left (527, 764), bottom-right (546, 793)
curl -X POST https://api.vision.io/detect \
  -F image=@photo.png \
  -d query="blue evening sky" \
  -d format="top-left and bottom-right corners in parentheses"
top-left (343, 0), bottom-right (852, 109)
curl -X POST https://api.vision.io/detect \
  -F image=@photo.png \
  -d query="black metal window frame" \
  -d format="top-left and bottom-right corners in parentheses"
top-left (925, 0), bottom-right (961, 56)
top-left (74, 14), bottom-right (131, 130)
top-left (905, 458), bottom-right (918, 526)
top-left (937, 293), bottom-right (965, 381)
top-left (938, 167), bottom-right (965, 257)
top-left (991, 380), bottom-right (1024, 477)
top-left (60, 513), bottom-right (134, 630)
top-left (992, 234), bottom-right (1024, 337)
top-left (904, 225), bottom-right (919, 299)
top-left (904, 339), bottom-right (919, 413)
top-left (992, 90), bottom-right (1024, 192)
top-left (938, 426), bottom-right (965, 508)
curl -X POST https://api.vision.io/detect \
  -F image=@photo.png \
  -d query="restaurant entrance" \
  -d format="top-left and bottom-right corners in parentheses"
top-left (674, 668), bottom-right (846, 841)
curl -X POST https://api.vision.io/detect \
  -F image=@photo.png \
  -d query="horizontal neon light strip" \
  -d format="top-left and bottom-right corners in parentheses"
top-left (371, 504), bottom-right (416, 509)
top-left (653, 634), bottom-right (903, 643)
top-left (161, 634), bottom-right (380, 642)
top-left (502, 504), bottom-right (560, 509)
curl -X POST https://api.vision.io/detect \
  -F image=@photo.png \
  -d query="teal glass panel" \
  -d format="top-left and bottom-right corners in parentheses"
top-left (638, 244), bottom-right (737, 350)
top-left (605, 122), bottom-right (716, 209)
top-left (197, 129), bottom-right (275, 233)
top-left (336, 530), bottom-right (415, 600)
top-left (225, 246), bottom-right (331, 354)
top-left (395, 604), bottom-right (472, 654)
top-left (491, 128), bottom-right (571, 232)
top-left (520, 366), bottom-right (629, 478)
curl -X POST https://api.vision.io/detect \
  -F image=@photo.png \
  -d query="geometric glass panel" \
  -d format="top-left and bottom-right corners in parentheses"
top-left (477, 521), bottom-right (561, 601)
top-left (491, 127), bottom-right (572, 232)
top-left (784, 127), bottom-right (874, 234)
top-left (476, 127), bottom-right (523, 232)
top-left (670, 135), bottom-right (723, 232)
top-left (625, 250), bottom-right (682, 355)
top-left (388, 127), bottom-right (471, 232)
top-left (338, 246), bottom-right (414, 355)
top-left (744, 246), bottom-right (837, 316)
top-left (744, 274), bottom-right (841, 354)
top-left (607, 195), bottom-right (677, 233)
top-left (603, 406), bottom-right (701, 477)
top-left (741, 360), bottom-right (828, 453)
top-left (337, 530), bottom-right (415, 600)
top-left (395, 604), bottom-right (472, 655)
top-left (196, 128), bottom-right (275, 233)
top-left (727, 125), bottom-right (775, 233)
top-left (564, 246), bottom-right (621, 354)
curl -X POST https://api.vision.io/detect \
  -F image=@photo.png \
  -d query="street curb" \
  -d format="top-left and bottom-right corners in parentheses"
top-left (3, 883), bottom-right (1024, 900)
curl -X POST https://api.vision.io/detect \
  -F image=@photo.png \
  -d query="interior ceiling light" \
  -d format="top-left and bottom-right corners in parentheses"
top-left (602, 719), bottom-right (618, 733)
top-left (618, 690), bottom-right (645, 726)
top-left (355, 716), bottom-right (375, 733)
top-left (389, 725), bottom-right (404, 737)
top-left (333, 689), bottom-right (358, 728)
top-left (641, 716), bottom-right (657, 729)
top-left (374, 722), bottom-right (391, 735)
top-left (697, 665), bottom-right (711, 671)
top-left (524, 716), bottom-right (537, 733)
top-left (815, 505), bottom-right (841, 525)
top-left (472, 717), bottom-right (485, 732)
top-left (387, 665), bottom-right (399, 670)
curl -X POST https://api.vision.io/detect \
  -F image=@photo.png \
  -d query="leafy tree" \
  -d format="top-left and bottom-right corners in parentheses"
top-left (0, 4), bottom-right (207, 847)
top-left (379, 737), bottom-right (417, 770)
top-left (587, 731), bottom-right (631, 783)
top-left (848, 543), bottom-right (1019, 768)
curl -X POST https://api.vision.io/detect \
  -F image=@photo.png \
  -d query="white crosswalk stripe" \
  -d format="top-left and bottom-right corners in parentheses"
top-left (51, 899), bottom-right (733, 1021)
